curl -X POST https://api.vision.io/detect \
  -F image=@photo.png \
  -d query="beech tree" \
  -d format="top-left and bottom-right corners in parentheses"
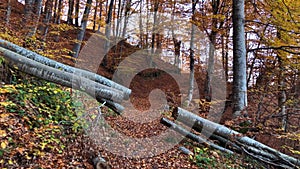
top-left (67, 0), bottom-right (75, 24)
top-left (232, 0), bottom-right (247, 117)
top-left (186, 0), bottom-right (198, 106)
top-left (72, 0), bottom-right (93, 58)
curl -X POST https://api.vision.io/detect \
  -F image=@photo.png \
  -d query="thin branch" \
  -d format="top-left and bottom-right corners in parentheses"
top-left (248, 46), bottom-right (300, 55)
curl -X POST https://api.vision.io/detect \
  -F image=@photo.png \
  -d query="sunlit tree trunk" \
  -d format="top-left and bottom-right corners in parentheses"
top-left (72, 0), bottom-right (93, 58)
top-left (277, 31), bottom-right (287, 132)
top-left (101, 0), bottom-right (115, 66)
top-left (122, 0), bottom-right (132, 38)
top-left (105, 0), bottom-right (115, 48)
top-left (232, 0), bottom-right (247, 117)
top-left (187, 0), bottom-right (197, 106)
top-left (204, 0), bottom-right (221, 101)
top-left (115, 0), bottom-right (123, 37)
top-left (278, 56), bottom-right (287, 132)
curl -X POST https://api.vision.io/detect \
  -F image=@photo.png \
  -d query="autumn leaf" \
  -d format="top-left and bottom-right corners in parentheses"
top-left (1, 141), bottom-right (7, 149)
top-left (0, 130), bottom-right (7, 137)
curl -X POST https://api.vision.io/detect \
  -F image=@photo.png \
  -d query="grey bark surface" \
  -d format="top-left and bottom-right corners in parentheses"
top-left (186, 0), bottom-right (197, 106)
top-left (161, 118), bottom-right (234, 154)
top-left (42, 0), bottom-right (53, 39)
top-left (0, 39), bottom-right (131, 98)
top-left (232, 0), bottom-right (247, 116)
top-left (0, 47), bottom-right (125, 113)
top-left (1, 47), bottom-right (124, 102)
top-left (72, 0), bottom-right (93, 58)
top-left (121, 0), bottom-right (131, 38)
top-left (174, 107), bottom-right (300, 167)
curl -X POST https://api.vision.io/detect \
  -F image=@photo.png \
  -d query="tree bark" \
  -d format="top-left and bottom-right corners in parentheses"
top-left (0, 39), bottom-right (131, 98)
top-left (97, 0), bottom-right (104, 32)
top-left (42, 0), bottom-right (53, 40)
top-left (1, 47), bottom-right (124, 102)
top-left (67, 0), bottom-right (75, 24)
top-left (72, 0), bottom-right (93, 58)
top-left (121, 0), bottom-right (131, 38)
top-left (174, 107), bottom-right (300, 167)
top-left (75, 0), bottom-right (80, 26)
top-left (204, 0), bottom-right (219, 102)
top-left (0, 47), bottom-right (125, 113)
top-left (232, 0), bottom-right (247, 117)
top-left (93, 0), bottom-right (99, 31)
top-left (186, 0), bottom-right (197, 106)
top-left (161, 117), bottom-right (234, 154)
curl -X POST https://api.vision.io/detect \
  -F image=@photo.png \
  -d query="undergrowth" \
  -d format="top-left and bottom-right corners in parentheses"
top-left (189, 146), bottom-right (265, 169)
top-left (0, 77), bottom-right (87, 167)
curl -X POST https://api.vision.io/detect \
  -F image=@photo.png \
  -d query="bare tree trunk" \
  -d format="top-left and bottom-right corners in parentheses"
top-left (0, 39), bottom-right (131, 97)
top-left (75, 0), bottom-right (80, 26)
top-left (24, 0), bottom-right (35, 37)
top-left (6, 0), bottom-right (11, 26)
top-left (122, 0), bottom-right (132, 38)
top-left (115, 0), bottom-right (124, 37)
top-left (232, 0), bottom-right (247, 117)
top-left (161, 118), bottom-right (234, 154)
top-left (173, 107), bottom-right (300, 168)
top-left (67, 0), bottom-right (75, 24)
top-left (1, 47), bottom-right (125, 113)
top-left (42, 0), bottom-right (53, 40)
top-left (54, 0), bottom-right (62, 24)
top-left (277, 58), bottom-right (287, 131)
top-left (93, 0), bottom-right (99, 31)
top-left (186, 0), bottom-right (197, 106)
top-left (97, 0), bottom-right (104, 32)
top-left (53, 0), bottom-right (58, 22)
top-left (72, 0), bottom-right (93, 58)
top-left (138, 0), bottom-right (143, 47)
top-left (149, 0), bottom-right (159, 67)
top-left (221, 35), bottom-right (229, 82)
top-left (102, 0), bottom-right (115, 66)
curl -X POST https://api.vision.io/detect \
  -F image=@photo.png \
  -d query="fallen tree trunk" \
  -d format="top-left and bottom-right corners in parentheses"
top-left (0, 39), bottom-right (131, 99)
top-left (161, 117), bottom-right (234, 154)
top-left (175, 107), bottom-right (300, 167)
top-left (0, 47), bottom-right (124, 113)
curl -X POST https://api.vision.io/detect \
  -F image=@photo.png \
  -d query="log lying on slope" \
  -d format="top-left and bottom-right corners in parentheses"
top-left (161, 117), bottom-right (234, 154)
top-left (174, 107), bottom-right (300, 168)
top-left (0, 47), bottom-right (124, 113)
top-left (0, 39), bottom-right (131, 99)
